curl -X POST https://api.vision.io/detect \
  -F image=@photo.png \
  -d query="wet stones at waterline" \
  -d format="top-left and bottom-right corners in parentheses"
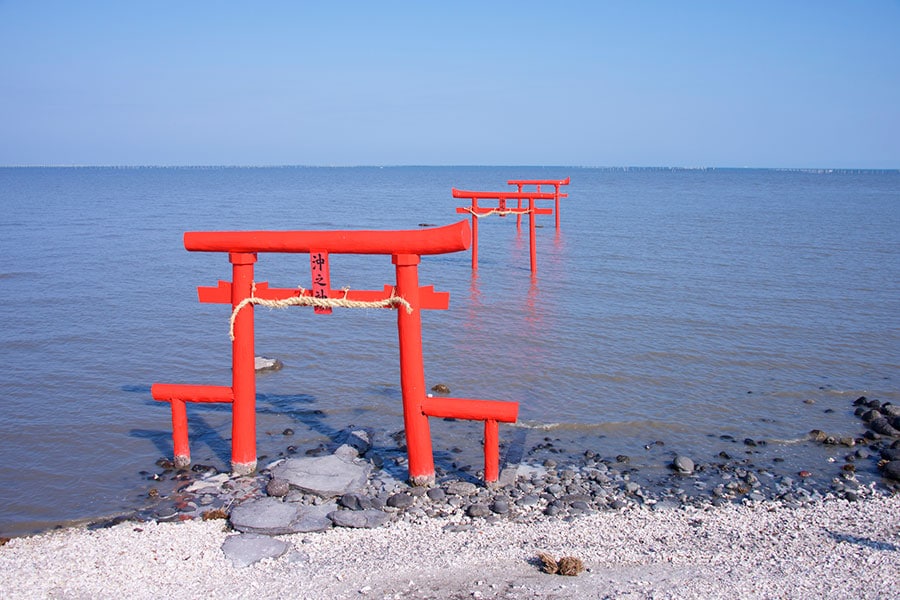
top-left (113, 395), bottom-right (900, 567)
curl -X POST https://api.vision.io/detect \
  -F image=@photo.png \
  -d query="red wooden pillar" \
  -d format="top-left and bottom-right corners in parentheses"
top-left (230, 251), bottom-right (258, 475)
top-left (171, 399), bottom-right (190, 468)
top-left (484, 419), bottom-right (499, 482)
top-left (514, 183), bottom-right (524, 230)
top-left (528, 196), bottom-right (537, 274)
top-left (392, 253), bottom-right (435, 485)
top-left (552, 183), bottom-right (561, 229)
top-left (469, 199), bottom-right (479, 271)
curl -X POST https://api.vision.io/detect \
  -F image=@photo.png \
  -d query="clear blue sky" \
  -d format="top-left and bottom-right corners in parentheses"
top-left (2, 1), bottom-right (898, 168)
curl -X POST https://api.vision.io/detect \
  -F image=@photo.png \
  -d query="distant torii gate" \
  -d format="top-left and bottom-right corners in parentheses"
top-left (151, 220), bottom-right (518, 484)
top-left (452, 188), bottom-right (555, 274)
top-left (508, 177), bottom-right (570, 230)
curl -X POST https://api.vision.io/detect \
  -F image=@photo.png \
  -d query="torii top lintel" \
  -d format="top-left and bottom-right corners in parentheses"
top-left (183, 220), bottom-right (471, 255)
top-left (450, 188), bottom-right (558, 201)
top-left (506, 177), bottom-right (570, 186)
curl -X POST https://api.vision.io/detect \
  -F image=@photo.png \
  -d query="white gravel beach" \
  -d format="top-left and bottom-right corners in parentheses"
top-left (1, 494), bottom-right (897, 599)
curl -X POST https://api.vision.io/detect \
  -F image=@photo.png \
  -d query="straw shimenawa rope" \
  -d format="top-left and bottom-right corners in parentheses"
top-left (461, 206), bottom-right (532, 218)
top-left (228, 284), bottom-right (412, 341)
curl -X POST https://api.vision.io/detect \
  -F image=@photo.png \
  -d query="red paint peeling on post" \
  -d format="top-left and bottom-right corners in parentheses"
top-left (151, 220), bottom-right (518, 483)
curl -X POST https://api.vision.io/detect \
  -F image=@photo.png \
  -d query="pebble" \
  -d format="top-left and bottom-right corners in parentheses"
top-left (386, 493), bottom-right (414, 509)
top-left (673, 455), bottom-right (695, 475)
top-left (426, 488), bottom-right (446, 501)
top-left (266, 478), bottom-right (290, 498)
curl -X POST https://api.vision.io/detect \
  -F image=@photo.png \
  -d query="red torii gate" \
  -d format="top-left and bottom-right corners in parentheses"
top-left (508, 177), bottom-right (570, 230)
top-left (452, 188), bottom-right (555, 274)
top-left (151, 220), bottom-right (518, 484)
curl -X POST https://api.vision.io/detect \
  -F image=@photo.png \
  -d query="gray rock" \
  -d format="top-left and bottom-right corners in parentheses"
top-left (466, 503), bottom-right (490, 518)
top-left (153, 507), bottom-right (177, 520)
top-left (254, 356), bottom-right (284, 372)
top-left (882, 460), bottom-right (900, 481)
top-left (339, 493), bottom-right (373, 511)
top-left (546, 483), bottom-right (564, 495)
top-left (335, 428), bottom-right (372, 455)
top-left (386, 493), bottom-right (414, 509)
top-left (221, 533), bottom-right (290, 568)
top-left (426, 487), bottom-right (446, 501)
top-left (516, 494), bottom-right (539, 507)
top-left (328, 509), bottom-right (390, 529)
top-left (292, 504), bottom-right (338, 532)
top-left (870, 416), bottom-right (900, 437)
top-left (561, 493), bottom-right (592, 505)
top-left (881, 448), bottom-right (900, 461)
top-left (490, 499), bottom-right (509, 514)
top-left (266, 477), bottom-right (290, 498)
top-left (446, 481), bottom-right (478, 496)
top-left (230, 497), bottom-right (335, 535)
top-left (673, 455), bottom-right (695, 475)
top-left (271, 455), bottom-right (371, 498)
top-left (332, 444), bottom-right (360, 460)
top-left (809, 430), bottom-right (828, 442)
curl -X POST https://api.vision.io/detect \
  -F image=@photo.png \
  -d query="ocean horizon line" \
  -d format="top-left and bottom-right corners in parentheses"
top-left (1, 164), bottom-right (898, 174)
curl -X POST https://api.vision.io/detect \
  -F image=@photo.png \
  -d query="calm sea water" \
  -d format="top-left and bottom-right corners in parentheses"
top-left (1, 166), bottom-right (898, 536)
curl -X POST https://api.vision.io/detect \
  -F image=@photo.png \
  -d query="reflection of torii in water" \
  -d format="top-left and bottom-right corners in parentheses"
top-left (151, 220), bottom-right (518, 484)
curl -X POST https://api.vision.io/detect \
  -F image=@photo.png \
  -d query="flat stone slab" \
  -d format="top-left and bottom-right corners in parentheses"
top-left (230, 497), bottom-right (335, 535)
top-left (221, 533), bottom-right (290, 568)
top-left (292, 503), bottom-right (337, 533)
top-left (271, 455), bottom-right (371, 498)
top-left (328, 509), bottom-right (390, 529)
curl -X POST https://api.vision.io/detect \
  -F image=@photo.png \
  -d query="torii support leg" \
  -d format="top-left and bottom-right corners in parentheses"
top-left (230, 251), bottom-right (258, 475)
top-left (470, 201), bottom-right (479, 271)
top-left (171, 399), bottom-right (190, 468)
top-left (528, 197), bottom-right (537, 275)
top-left (393, 253), bottom-right (435, 485)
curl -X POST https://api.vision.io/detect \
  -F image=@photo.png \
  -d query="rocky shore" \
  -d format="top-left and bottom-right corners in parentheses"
top-left (82, 395), bottom-right (897, 569)
top-left (1, 396), bottom-right (898, 598)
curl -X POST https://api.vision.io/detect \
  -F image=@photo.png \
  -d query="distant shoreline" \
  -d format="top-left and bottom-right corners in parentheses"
top-left (1, 164), bottom-right (898, 173)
